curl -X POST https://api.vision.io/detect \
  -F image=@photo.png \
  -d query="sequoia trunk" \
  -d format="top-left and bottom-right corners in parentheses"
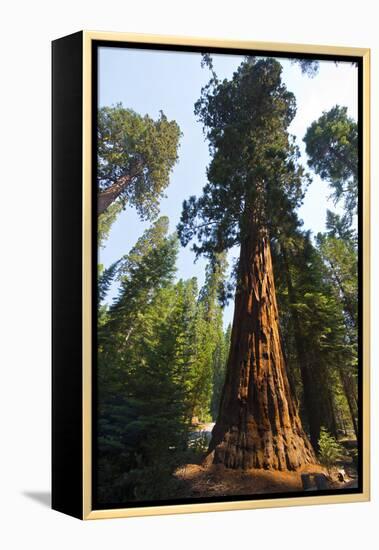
top-left (209, 226), bottom-right (315, 470)
top-left (98, 175), bottom-right (131, 216)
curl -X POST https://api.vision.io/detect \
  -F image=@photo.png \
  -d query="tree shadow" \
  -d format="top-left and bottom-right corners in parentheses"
top-left (22, 491), bottom-right (51, 508)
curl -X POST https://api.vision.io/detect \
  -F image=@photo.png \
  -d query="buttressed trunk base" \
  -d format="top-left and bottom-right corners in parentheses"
top-left (209, 228), bottom-right (316, 470)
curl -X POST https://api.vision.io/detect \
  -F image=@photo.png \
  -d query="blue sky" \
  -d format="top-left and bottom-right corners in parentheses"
top-left (98, 47), bottom-right (358, 327)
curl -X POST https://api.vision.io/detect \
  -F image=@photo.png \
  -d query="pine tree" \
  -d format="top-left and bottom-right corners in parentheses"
top-left (316, 224), bottom-right (358, 438)
top-left (98, 259), bottom-right (121, 303)
top-left (304, 104), bottom-right (359, 440)
top-left (272, 221), bottom-right (358, 448)
top-left (97, 218), bottom-right (187, 502)
top-left (304, 105), bottom-right (358, 217)
top-left (190, 257), bottom-right (228, 422)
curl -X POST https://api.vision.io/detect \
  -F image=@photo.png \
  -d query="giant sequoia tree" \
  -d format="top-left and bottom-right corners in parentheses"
top-left (178, 57), bottom-right (315, 470)
top-left (98, 105), bottom-right (181, 219)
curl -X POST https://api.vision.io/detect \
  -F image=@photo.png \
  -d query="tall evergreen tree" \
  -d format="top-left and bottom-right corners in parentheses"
top-left (315, 225), bottom-right (358, 437)
top-left (304, 105), bottom-right (358, 216)
top-left (178, 57), bottom-right (315, 470)
top-left (304, 104), bottom-right (359, 440)
top-left (191, 258), bottom-right (227, 421)
top-left (317, 226), bottom-right (358, 329)
top-left (97, 105), bottom-right (181, 241)
top-left (98, 259), bottom-right (121, 303)
top-left (211, 324), bottom-right (231, 421)
top-left (274, 230), bottom-right (352, 449)
top-left (97, 218), bottom-right (187, 501)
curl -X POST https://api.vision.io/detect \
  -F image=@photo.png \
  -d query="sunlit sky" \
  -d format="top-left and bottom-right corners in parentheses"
top-left (98, 46), bottom-right (358, 327)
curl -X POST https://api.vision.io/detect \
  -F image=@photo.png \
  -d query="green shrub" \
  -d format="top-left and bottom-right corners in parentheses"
top-left (318, 427), bottom-right (345, 473)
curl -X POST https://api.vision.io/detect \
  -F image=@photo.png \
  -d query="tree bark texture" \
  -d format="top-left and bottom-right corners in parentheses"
top-left (209, 227), bottom-right (316, 470)
top-left (98, 175), bottom-right (131, 216)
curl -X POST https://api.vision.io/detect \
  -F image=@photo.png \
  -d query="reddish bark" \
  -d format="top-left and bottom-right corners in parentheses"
top-left (209, 225), bottom-right (316, 470)
top-left (98, 175), bottom-right (132, 216)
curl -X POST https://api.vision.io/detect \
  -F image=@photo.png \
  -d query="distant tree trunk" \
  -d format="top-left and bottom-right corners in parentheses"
top-left (209, 225), bottom-right (315, 470)
top-left (281, 247), bottom-right (337, 451)
top-left (338, 367), bottom-right (358, 438)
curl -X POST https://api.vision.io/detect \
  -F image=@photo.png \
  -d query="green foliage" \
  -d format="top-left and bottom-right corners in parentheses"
top-left (291, 58), bottom-right (319, 77)
top-left (178, 56), bottom-right (358, 459)
top-left (273, 222), bottom-right (358, 447)
top-left (97, 219), bottom-right (184, 502)
top-left (102, 217), bottom-right (178, 344)
top-left (315, 222), bottom-right (359, 438)
top-left (178, 57), bottom-right (309, 264)
top-left (316, 230), bottom-right (358, 329)
top-left (350, 447), bottom-right (359, 469)
top-left (318, 427), bottom-right (345, 472)
top-left (302, 105), bottom-right (358, 441)
top-left (98, 201), bottom-right (124, 247)
top-left (111, 461), bottom-right (185, 502)
top-left (333, 375), bottom-right (355, 437)
top-left (95, 57), bottom-right (359, 502)
top-left (211, 323), bottom-right (231, 420)
top-left (97, 216), bottom-right (230, 503)
top-left (304, 106), bottom-right (358, 215)
top-left (98, 259), bottom-right (120, 303)
top-left (191, 257), bottom-right (228, 421)
top-left (98, 104), bottom-right (181, 228)
top-left (326, 210), bottom-right (356, 242)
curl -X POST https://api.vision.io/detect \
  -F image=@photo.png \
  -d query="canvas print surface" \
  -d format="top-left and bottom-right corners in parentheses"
top-left (95, 45), bottom-right (360, 508)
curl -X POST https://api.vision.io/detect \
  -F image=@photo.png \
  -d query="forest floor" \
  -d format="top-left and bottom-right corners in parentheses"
top-left (180, 425), bottom-right (358, 497)
top-left (175, 462), bottom-right (357, 497)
